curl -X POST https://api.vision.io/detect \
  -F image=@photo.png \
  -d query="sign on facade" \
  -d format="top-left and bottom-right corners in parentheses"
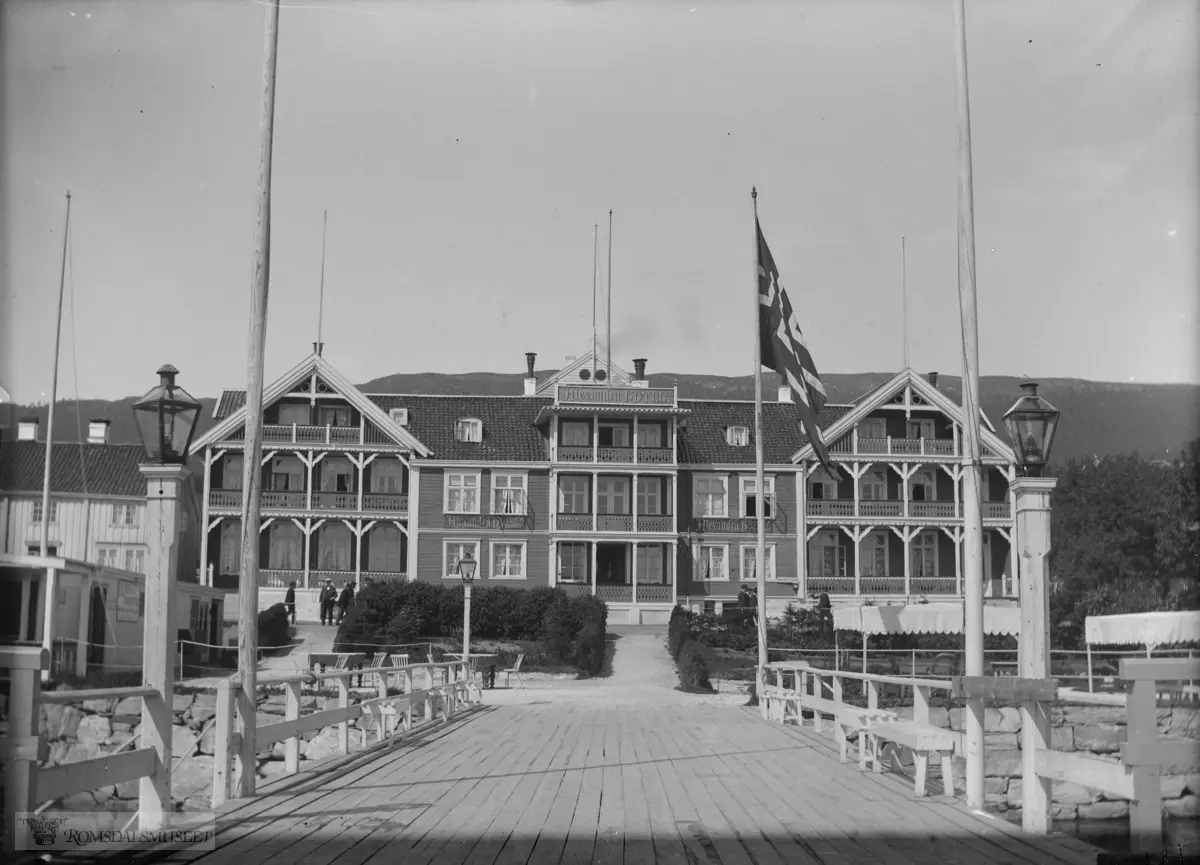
top-left (445, 514), bottom-right (531, 530)
top-left (557, 385), bottom-right (674, 406)
top-left (116, 580), bottom-right (141, 622)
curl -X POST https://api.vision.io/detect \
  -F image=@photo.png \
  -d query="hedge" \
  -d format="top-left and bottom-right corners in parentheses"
top-left (668, 605), bottom-right (713, 692)
top-left (334, 582), bottom-right (607, 676)
top-left (258, 603), bottom-right (292, 651)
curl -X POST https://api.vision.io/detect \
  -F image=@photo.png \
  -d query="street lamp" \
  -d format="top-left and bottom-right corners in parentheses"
top-left (129, 364), bottom-right (200, 831)
top-left (457, 551), bottom-right (477, 681)
top-left (132, 364), bottom-right (202, 464)
top-left (1001, 381), bottom-right (1060, 478)
top-left (1002, 382), bottom-right (1061, 836)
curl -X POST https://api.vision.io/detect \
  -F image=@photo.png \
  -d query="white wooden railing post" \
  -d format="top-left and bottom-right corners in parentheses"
top-left (914, 684), bottom-right (930, 725)
top-left (284, 681), bottom-right (301, 773)
top-left (337, 675), bottom-right (350, 755)
top-left (2, 647), bottom-right (48, 853)
top-left (1126, 674), bottom-right (1162, 854)
top-left (212, 678), bottom-right (236, 808)
top-left (425, 666), bottom-right (435, 723)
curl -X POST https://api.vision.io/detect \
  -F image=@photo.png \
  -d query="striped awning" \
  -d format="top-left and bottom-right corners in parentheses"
top-left (833, 602), bottom-right (1021, 636)
top-left (1084, 611), bottom-right (1200, 649)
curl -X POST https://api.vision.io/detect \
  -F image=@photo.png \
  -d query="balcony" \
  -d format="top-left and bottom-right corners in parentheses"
top-left (554, 445), bottom-right (674, 465)
top-left (208, 489), bottom-right (408, 515)
top-left (226, 423), bottom-right (366, 446)
top-left (805, 500), bottom-right (1011, 520)
top-left (257, 568), bottom-right (405, 588)
top-left (855, 436), bottom-right (957, 457)
top-left (554, 513), bottom-right (675, 533)
top-left (805, 575), bottom-right (959, 595)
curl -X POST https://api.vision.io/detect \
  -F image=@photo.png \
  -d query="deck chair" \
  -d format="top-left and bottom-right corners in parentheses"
top-left (503, 653), bottom-right (525, 689)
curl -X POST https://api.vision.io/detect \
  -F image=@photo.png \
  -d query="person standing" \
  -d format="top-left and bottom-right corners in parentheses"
top-left (285, 581), bottom-right (297, 625)
top-left (319, 580), bottom-right (336, 626)
top-left (337, 581), bottom-right (355, 625)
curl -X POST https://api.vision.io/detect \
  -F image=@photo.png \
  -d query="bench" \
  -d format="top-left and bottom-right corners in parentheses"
top-left (864, 720), bottom-right (961, 797)
top-left (835, 707), bottom-right (900, 769)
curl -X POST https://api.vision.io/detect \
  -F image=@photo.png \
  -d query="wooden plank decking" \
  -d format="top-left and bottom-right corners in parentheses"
top-left (121, 698), bottom-right (1099, 865)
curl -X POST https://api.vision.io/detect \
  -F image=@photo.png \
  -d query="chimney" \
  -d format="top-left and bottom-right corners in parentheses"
top-left (927, 371), bottom-right (939, 388)
top-left (524, 352), bottom-right (537, 396)
top-left (18, 417), bottom-right (39, 441)
top-left (631, 358), bottom-right (648, 387)
top-left (87, 418), bottom-right (111, 444)
top-left (778, 374), bottom-right (793, 403)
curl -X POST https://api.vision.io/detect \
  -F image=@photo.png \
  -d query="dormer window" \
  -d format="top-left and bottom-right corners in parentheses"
top-left (455, 418), bottom-right (483, 443)
top-left (389, 408), bottom-right (409, 426)
top-left (725, 426), bottom-right (749, 447)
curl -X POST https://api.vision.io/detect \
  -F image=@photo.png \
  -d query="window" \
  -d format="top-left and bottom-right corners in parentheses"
top-left (368, 524), bottom-right (405, 573)
top-left (696, 545), bottom-right (727, 581)
top-left (861, 471), bottom-right (886, 502)
top-left (860, 418), bottom-right (886, 439)
top-left (597, 477), bottom-right (629, 515)
top-left (638, 422), bottom-right (664, 448)
top-left (444, 540), bottom-right (480, 579)
top-left (637, 544), bottom-right (665, 584)
top-left (31, 501), bottom-right (58, 524)
top-left (863, 534), bottom-right (888, 577)
top-left (911, 532), bottom-right (938, 577)
top-left (491, 542), bottom-right (526, 579)
top-left (726, 426), bottom-right (749, 447)
top-left (809, 468), bottom-right (837, 501)
top-left (111, 504), bottom-right (138, 527)
top-left (445, 472), bottom-right (481, 513)
top-left (741, 545), bottom-right (777, 582)
top-left (370, 459), bottom-right (405, 494)
top-left (492, 474), bottom-right (527, 515)
top-left (124, 548), bottom-right (146, 575)
top-left (389, 408), bottom-right (409, 426)
top-left (269, 523), bottom-right (304, 570)
top-left (28, 544), bottom-right (58, 556)
top-left (598, 422), bottom-right (630, 447)
top-left (97, 546), bottom-right (120, 569)
top-left (821, 544), bottom-right (847, 577)
top-left (219, 522), bottom-right (242, 574)
top-left (637, 477), bottom-right (662, 515)
top-left (224, 454), bottom-right (244, 490)
top-left (455, 418), bottom-right (483, 443)
top-left (317, 522), bottom-right (352, 571)
top-left (278, 404), bottom-right (310, 426)
top-left (558, 476), bottom-right (590, 514)
top-left (910, 470), bottom-right (935, 502)
top-left (321, 457), bottom-right (355, 493)
top-left (740, 477), bottom-right (775, 519)
top-left (907, 419), bottom-right (935, 440)
top-left (319, 406), bottom-right (351, 427)
top-left (270, 456), bottom-right (304, 492)
top-left (558, 542), bottom-right (588, 582)
top-left (560, 421), bottom-right (590, 447)
top-left (693, 475), bottom-right (727, 517)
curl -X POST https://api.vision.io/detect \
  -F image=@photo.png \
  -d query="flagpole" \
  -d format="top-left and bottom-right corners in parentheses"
top-left (592, 224), bottom-right (598, 375)
top-left (953, 0), bottom-right (987, 811)
top-left (752, 187), bottom-right (768, 716)
top-left (606, 209), bottom-right (613, 378)
top-left (237, 0), bottom-right (280, 799)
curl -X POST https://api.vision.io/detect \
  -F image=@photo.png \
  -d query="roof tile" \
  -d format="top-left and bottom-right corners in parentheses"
top-left (367, 395), bottom-right (551, 462)
top-left (0, 441), bottom-right (149, 497)
top-left (676, 401), bottom-right (854, 465)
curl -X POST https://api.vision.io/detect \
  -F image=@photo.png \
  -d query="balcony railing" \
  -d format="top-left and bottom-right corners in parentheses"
top-left (859, 576), bottom-right (907, 594)
top-left (855, 436), bottom-right (957, 456)
top-left (257, 568), bottom-right (404, 588)
top-left (209, 490), bottom-right (408, 515)
top-left (804, 575), bottom-right (960, 595)
top-left (910, 576), bottom-right (959, 595)
top-left (554, 514), bottom-right (675, 532)
top-left (805, 500), bottom-right (1011, 520)
top-left (554, 581), bottom-right (673, 604)
top-left (227, 424), bottom-right (365, 445)
top-left (806, 576), bottom-right (855, 594)
top-left (596, 585), bottom-right (633, 603)
top-left (554, 445), bottom-right (674, 464)
top-left (558, 582), bottom-right (592, 598)
top-left (636, 584), bottom-right (673, 603)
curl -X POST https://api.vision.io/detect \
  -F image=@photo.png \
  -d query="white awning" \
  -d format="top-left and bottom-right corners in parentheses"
top-left (833, 602), bottom-right (1022, 637)
top-left (1084, 611), bottom-right (1200, 650)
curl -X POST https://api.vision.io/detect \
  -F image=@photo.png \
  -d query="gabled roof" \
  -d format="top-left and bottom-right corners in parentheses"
top-left (789, 369), bottom-right (1016, 463)
top-left (677, 400), bottom-right (854, 465)
top-left (0, 441), bottom-right (149, 498)
top-left (534, 348), bottom-right (634, 396)
top-left (368, 395), bottom-right (551, 462)
top-left (192, 354), bottom-right (431, 457)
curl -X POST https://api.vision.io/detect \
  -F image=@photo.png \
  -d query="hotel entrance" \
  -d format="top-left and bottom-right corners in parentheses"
top-left (553, 540), bottom-right (677, 623)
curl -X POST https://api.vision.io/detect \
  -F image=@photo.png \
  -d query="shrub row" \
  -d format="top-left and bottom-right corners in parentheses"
top-left (258, 603), bottom-right (292, 651)
top-left (668, 606), bottom-right (713, 692)
top-left (334, 582), bottom-right (607, 676)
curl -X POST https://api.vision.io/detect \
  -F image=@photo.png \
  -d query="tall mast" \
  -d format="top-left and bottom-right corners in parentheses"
top-left (236, 0), bottom-right (281, 799)
top-left (902, 236), bottom-right (909, 370)
top-left (606, 209), bottom-right (613, 377)
top-left (40, 192), bottom-right (70, 561)
top-left (953, 0), bottom-right (987, 811)
top-left (751, 188), bottom-right (767, 714)
top-left (316, 209), bottom-right (327, 355)
top-left (592, 224), bottom-right (599, 375)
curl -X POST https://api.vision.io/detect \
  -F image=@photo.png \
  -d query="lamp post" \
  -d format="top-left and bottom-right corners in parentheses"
top-left (131, 364), bottom-right (201, 830)
top-left (457, 551), bottom-right (477, 682)
top-left (1002, 381), bottom-right (1060, 835)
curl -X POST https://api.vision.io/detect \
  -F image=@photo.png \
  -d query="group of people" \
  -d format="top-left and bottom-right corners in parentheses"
top-left (282, 579), bottom-right (356, 626)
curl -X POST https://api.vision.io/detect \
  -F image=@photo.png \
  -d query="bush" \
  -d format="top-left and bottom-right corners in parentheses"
top-left (676, 640), bottom-right (714, 692)
top-left (574, 600), bottom-right (607, 677)
top-left (258, 603), bottom-right (291, 651)
top-left (668, 605), bottom-right (690, 659)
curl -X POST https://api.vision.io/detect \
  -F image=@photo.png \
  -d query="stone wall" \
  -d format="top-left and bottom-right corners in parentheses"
top-left (26, 686), bottom-right (396, 812)
top-left (901, 701), bottom-right (1200, 821)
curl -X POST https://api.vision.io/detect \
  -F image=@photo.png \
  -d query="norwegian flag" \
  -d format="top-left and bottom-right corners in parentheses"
top-left (756, 217), bottom-right (838, 477)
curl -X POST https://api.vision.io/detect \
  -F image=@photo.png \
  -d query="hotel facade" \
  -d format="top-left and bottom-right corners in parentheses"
top-left (189, 348), bottom-right (1021, 624)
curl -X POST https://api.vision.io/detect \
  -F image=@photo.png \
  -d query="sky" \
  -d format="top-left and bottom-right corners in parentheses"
top-left (1, 0), bottom-right (1197, 405)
